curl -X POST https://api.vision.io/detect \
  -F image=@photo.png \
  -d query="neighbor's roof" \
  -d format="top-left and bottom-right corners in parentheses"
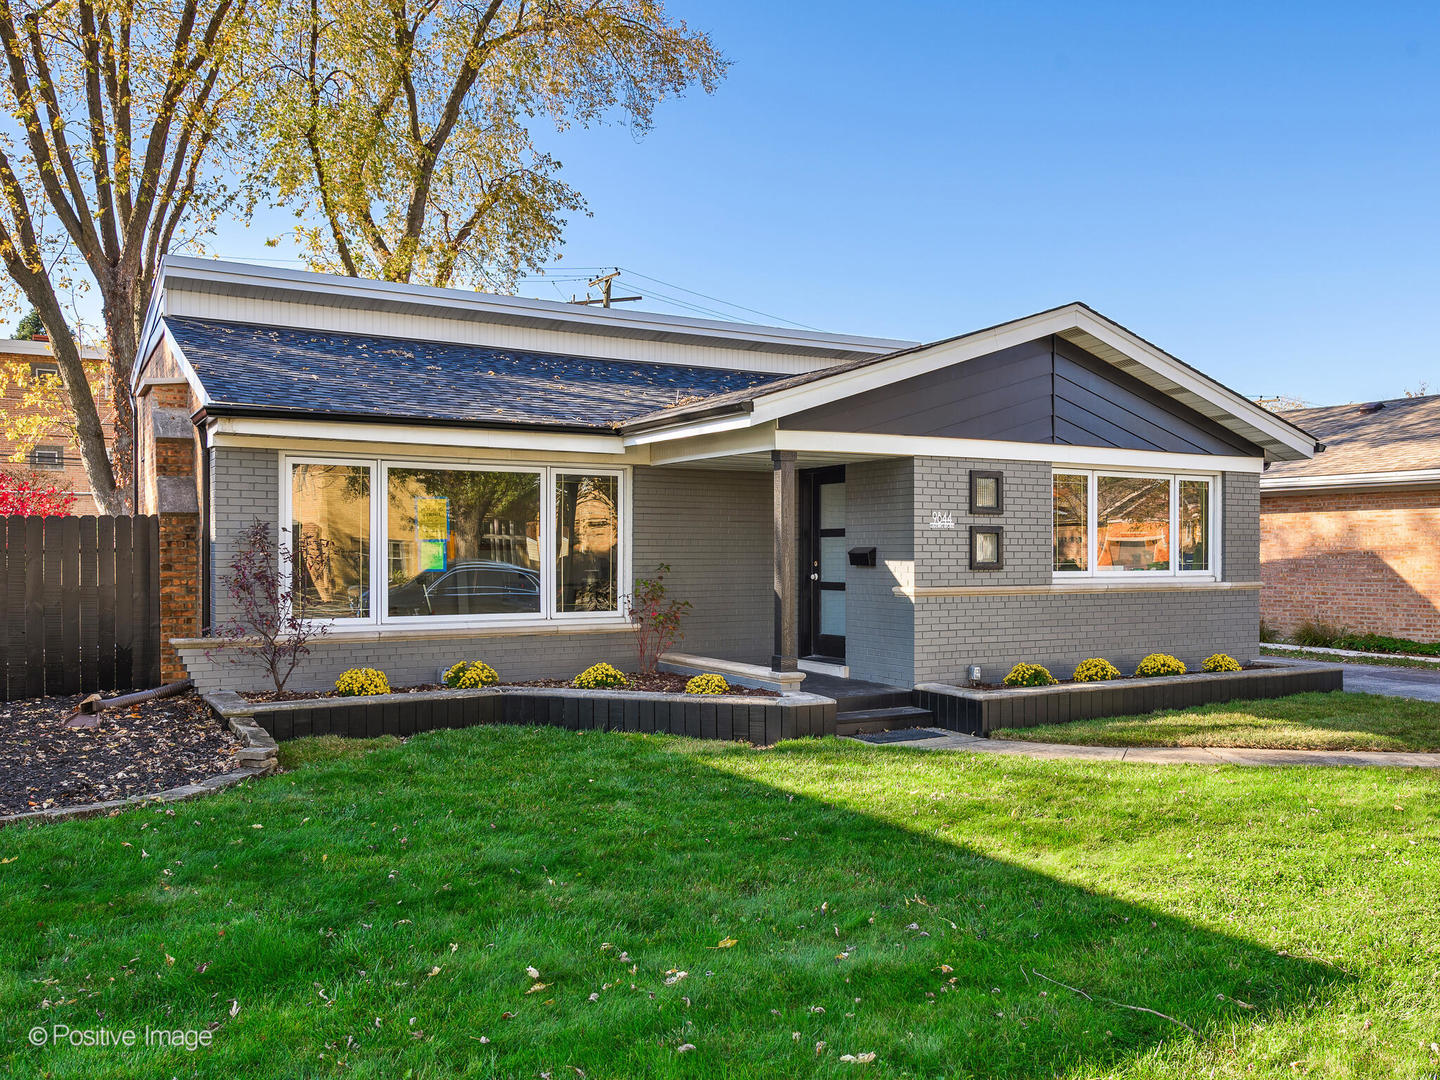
top-left (1263, 393), bottom-right (1440, 489)
top-left (166, 316), bottom-right (787, 430)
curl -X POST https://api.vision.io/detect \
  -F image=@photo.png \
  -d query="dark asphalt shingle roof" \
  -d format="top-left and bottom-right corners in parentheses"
top-left (166, 316), bottom-right (787, 429)
top-left (1268, 394), bottom-right (1440, 479)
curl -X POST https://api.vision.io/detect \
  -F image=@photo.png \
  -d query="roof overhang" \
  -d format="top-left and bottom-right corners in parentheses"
top-left (622, 303), bottom-right (1322, 463)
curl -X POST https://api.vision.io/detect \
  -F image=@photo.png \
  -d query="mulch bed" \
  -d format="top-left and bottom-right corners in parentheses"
top-left (965, 663), bottom-right (1265, 691)
top-left (0, 692), bottom-right (242, 816)
top-left (238, 672), bottom-right (778, 702)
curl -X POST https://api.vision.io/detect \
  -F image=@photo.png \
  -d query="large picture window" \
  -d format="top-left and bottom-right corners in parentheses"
top-left (283, 457), bottom-right (626, 626)
top-left (385, 466), bottom-right (542, 618)
top-left (1053, 470), bottom-right (1216, 578)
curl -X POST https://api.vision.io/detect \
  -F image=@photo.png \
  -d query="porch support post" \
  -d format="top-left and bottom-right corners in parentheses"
top-left (771, 449), bottom-right (799, 672)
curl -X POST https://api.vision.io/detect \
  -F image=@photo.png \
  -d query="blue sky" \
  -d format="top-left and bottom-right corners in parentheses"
top-left (206, 1), bottom-right (1438, 406)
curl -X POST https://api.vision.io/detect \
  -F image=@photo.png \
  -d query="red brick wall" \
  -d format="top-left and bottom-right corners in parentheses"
top-left (1260, 487), bottom-right (1440, 642)
top-left (0, 349), bottom-right (117, 514)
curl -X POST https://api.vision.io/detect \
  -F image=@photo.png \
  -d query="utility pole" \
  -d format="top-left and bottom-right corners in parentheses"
top-left (569, 270), bottom-right (642, 308)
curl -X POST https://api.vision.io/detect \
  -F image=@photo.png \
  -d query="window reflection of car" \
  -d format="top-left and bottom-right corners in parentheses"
top-left (357, 561), bottom-right (541, 616)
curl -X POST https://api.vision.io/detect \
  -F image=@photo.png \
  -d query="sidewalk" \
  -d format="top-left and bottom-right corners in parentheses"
top-left (862, 728), bottom-right (1440, 768)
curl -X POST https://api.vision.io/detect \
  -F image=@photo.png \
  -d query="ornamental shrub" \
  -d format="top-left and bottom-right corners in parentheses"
top-left (684, 672), bottom-right (729, 695)
top-left (1003, 662), bottom-right (1057, 688)
top-left (1135, 653), bottom-right (1187, 677)
top-left (335, 667), bottom-right (391, 697)
top-left (1072, 657), bottom-right (1121, 682)
top-left (1291, 619), bottom-right (1345, 648)
top-left (443, 660), bottom-right (499, 688)
top-left (1203, 653), bottom-right (1242, 673)
top-left (573, 662), bottom-right (629, 690)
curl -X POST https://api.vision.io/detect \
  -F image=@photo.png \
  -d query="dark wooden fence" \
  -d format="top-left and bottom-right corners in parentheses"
top-left (1, 515), bottom-right (161, 701)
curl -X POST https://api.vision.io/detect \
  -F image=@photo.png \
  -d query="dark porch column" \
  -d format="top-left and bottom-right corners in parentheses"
top-left (771, 450), bottom-right (799, 671)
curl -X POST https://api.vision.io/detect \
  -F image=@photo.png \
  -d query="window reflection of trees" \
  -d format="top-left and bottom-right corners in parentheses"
top-left (557, 475), bottom-right (618, 612)
top-left (291, 463), bottom-right (370, 617)
top-left (386, 468), bottom-right (541, 582)
top-left (1097, 476), bottom-right (1170, 571)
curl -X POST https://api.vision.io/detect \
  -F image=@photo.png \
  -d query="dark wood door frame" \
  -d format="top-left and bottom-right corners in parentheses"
top-left (798, 465), bottom-right (845, 661)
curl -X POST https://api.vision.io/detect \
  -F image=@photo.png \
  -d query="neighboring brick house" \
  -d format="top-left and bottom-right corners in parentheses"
top-left (0, 337), bottom-right (116, 513)
top-left (1261, 394), bottom-right (1440, 642)
top-left (131, 256), bottom-right (1319, 692)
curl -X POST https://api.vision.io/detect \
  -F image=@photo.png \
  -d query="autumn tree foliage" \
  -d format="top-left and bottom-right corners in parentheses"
top-left (0, 471), bottom-right (78, 515)
top-left (0, 0), bottom-right (264, 513)
top-left (260, 0), bottom-right (725, 289)
top-left (0, 0), bottom-right (722, 515)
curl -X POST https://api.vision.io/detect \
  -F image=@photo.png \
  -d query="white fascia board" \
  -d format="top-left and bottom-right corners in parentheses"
top-left (0, 337), bottom-right (104, 359)
top-left (748, 307), bottom-right (1080, 423)
top-left (1067, 309), bottom-right (1316, 461)
top-left (160, 255), bottom-right (911, 357)
top-left (643, 423), bottom-right (777, 466)
top-left (621, 410), bottom-right (758, 447)
top-left (1260, 468), bottom-right (1440, 492)
top-left (132, 271), bottom-right (171, 391)
top-left (776, 430), bottom-right (1265, 473)
top-left (208, 414), bottom-right (628, 455)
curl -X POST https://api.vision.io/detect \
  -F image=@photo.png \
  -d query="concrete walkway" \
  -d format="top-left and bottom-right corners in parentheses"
top-left (864, 728), bottom-right (1440, 768)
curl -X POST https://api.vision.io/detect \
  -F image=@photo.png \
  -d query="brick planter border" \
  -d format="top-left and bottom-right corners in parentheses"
top-left (206, 687), bottom-right (838, 746)
top-left (0, 708), bottom-right (278, 829)
top-left (914, 662), bottom-right (1345, 736)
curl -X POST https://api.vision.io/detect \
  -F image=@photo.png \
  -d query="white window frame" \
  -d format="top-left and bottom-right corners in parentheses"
top-left (280, 453), bottom-right (630, 629)
top-left (552, 468), bottom-right (629, 622)
top-left (1052, 467), bottom-right (1220, 580)
top-left (281, 455), bottom-right (380, 626)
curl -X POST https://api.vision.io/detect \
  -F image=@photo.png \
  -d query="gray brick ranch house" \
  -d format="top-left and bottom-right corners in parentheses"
top-left (132, 257), bottom-right (1320, 693)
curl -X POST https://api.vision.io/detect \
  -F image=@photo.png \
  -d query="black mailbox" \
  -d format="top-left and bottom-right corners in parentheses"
top-left (848, 547), bottom-right (877, 567)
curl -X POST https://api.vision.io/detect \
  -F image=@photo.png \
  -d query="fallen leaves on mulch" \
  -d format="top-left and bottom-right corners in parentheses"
top-left (0, 692), bottom-right (241, 816)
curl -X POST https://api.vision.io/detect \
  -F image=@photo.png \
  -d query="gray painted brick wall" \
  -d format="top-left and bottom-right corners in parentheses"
top-left (179, 629), bottom-right (636, 694)
top-left (210, 445), bottom-right (280, 627)
top-left (1222, 471), bottom-right (1259, 582)
top-left (913, 457), bottom-right (1052, 587)
top-left (631, 465), bottom-right (772, 664)
top-left (913, 589), bottom-right (1258, 684)
top-left (844, 458), bottom-right (915, 687)
top-left (841, 456), bottom-right (1262, 687)
top-left (195, 450), bottom-right (770, 691)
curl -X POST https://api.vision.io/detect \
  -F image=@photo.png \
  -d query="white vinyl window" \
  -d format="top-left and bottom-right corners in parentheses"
top-left (1053, 469), bottom-right (1218, 579)
top-left (281, 455), bottom-right (627, 627)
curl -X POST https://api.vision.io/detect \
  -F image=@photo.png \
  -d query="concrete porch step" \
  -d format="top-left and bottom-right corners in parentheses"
top-left (835, 705), bottom-right (934, 737)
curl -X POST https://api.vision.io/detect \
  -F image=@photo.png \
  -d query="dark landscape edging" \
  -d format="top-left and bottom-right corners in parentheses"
top-left (0, 709), bottom-right (278, 829)
top-left (206, 686), bottom-right (838, 745)
top-left (914, 662), bottom-right (1345, 736)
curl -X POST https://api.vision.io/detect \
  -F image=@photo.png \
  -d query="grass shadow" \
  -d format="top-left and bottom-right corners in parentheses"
top-left (0, 725), bottom-right (1347, 1078)
top-left (994, 690), bottom-right (1440, 751)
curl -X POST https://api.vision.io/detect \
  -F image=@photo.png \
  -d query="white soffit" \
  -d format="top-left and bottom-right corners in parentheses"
top-left (1055, 318), bottom-right (1313, 462)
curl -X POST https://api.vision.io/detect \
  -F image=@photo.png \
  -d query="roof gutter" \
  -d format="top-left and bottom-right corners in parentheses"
top-left (619, 399), bottom-right (755, 436)
top-left (193, 402), bottom-right (615, 438)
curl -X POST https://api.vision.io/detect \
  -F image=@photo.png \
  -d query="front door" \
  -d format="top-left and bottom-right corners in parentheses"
top-left (800, 466), bottom-right (846, 660)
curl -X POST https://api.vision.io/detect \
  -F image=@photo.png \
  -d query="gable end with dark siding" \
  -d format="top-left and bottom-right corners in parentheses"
top-left (780, 335), bottom-right (1262, 458)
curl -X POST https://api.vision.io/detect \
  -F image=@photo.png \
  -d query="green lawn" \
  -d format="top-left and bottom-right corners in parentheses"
top-left (2, 725), bottom-right (1438, 1078)
top-left (993, 691), bottom-right (1440, 752)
